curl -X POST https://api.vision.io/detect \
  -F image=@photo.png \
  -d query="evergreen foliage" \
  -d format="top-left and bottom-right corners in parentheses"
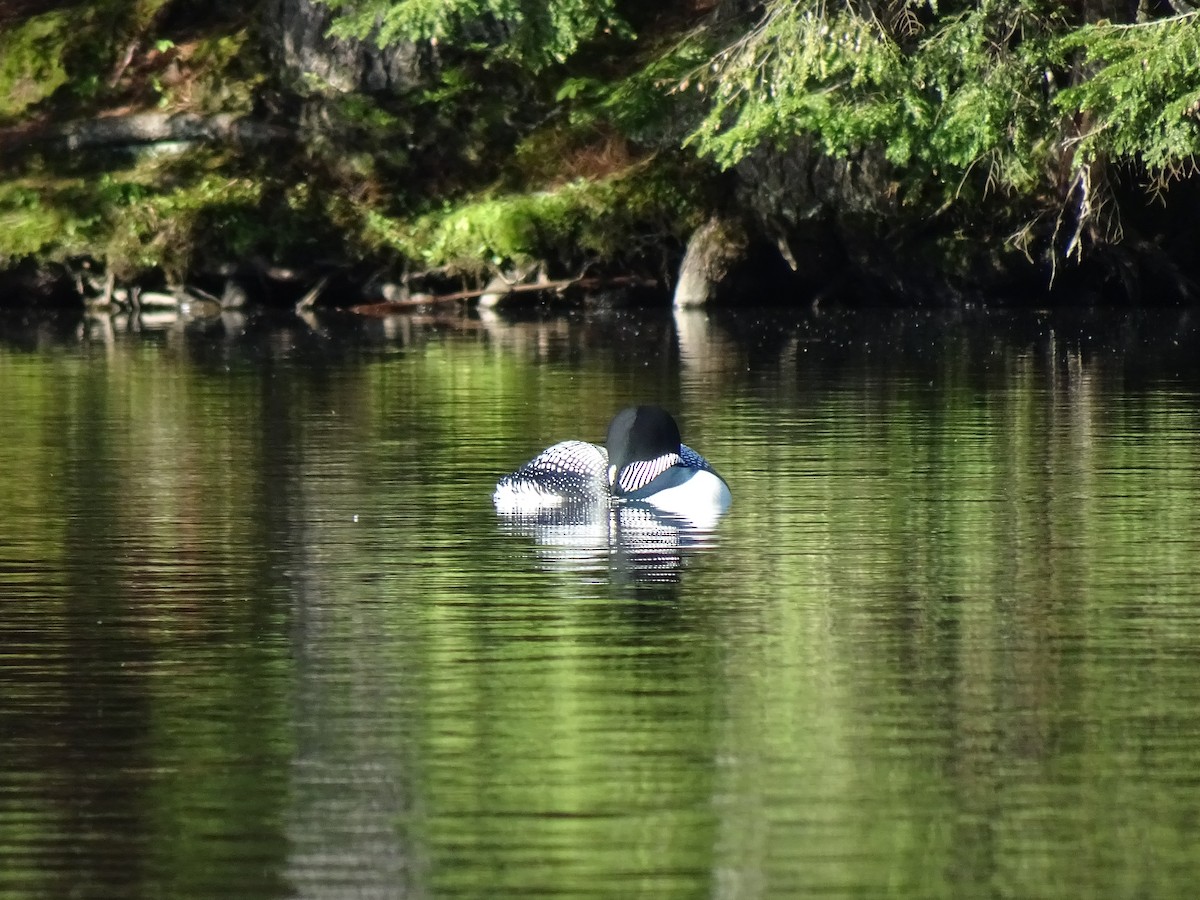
top-left (1056, 13), bottom-right (1200, 176)
top-left (688, 1), bottom-right (1067, 209)
top-left (688, 6), bottom-right (909, 166)
top-left (686, 0), bottom-right (1200, 263)
top-left (315, 0), bottom-right (630, 70)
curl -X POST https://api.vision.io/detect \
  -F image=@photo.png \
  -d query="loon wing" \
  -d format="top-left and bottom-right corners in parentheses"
top-left (493, 440), bottom-right (609, 511)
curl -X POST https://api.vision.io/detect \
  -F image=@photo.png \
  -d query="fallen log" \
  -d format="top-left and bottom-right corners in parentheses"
top-left (346, 275), bottom-right (658, 316)
top-left (0, 112), bottom-right (289, 154)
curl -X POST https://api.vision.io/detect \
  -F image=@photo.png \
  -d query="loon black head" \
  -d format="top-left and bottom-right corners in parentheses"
top-left (605, 405), bottom-right (683, 496)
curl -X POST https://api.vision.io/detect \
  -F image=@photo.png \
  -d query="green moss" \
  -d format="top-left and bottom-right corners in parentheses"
top-left (0, 181), bottom-right (71, 258)
top-left (96, 167), bottom-right (265, 281)
top-left (361, 161), bottom-right (704, 272)
top-left (0, 12), bottom-right (72, 121)
top-left (181, 30), bottom-right (264, 116)
top-left (0, 152), bottom-right (278, 282)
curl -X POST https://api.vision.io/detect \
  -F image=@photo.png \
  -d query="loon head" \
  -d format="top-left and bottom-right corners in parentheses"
top-left (605, 405), bottom-right (684, 496)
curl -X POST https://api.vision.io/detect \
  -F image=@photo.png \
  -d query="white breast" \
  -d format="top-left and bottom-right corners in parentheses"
top-left (638, 467), bottom-right (731, 526)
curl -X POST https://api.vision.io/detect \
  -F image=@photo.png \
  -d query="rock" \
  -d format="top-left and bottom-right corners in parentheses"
top-left (221, 279), bottom-right (249, 309)
top-left (379, 282), bottom-right (406, 303)
top-left (673, 214), bottom-right (816, 306)
top-left (673, 216), bottom-right (749, 308)
top-left (136, 290), bottom-right (181, 309)
top-left (478, 263), bottom-right (545, 308)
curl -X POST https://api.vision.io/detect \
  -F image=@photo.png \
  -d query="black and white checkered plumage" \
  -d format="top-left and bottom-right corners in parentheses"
top-left (493, 440), bottom-right (609, 509)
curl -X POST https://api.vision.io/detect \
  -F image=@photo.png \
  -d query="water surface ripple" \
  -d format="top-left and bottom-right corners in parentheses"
top-left (1, 306), bottom-right (1199, 898)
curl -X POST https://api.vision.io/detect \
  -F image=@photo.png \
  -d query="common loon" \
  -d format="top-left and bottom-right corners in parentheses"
top-left (493, 405), bottom-right (731, 519)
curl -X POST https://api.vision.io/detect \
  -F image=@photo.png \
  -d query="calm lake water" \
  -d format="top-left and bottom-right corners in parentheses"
top-left (2, 302), bottom-right (1200, 899)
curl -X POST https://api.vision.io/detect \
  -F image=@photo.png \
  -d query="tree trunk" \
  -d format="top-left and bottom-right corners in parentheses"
top-left (262, 0), bottom-right (431, 93)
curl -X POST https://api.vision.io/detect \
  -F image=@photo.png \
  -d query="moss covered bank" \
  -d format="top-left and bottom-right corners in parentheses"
top-left (2, 0), bottom-right (1199, 308)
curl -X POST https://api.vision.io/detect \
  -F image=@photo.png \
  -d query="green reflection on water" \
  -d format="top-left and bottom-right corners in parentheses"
top-left (1, 309), bottom-right (1199, 899)
top-left (0, 348), bottom-right (293, 900)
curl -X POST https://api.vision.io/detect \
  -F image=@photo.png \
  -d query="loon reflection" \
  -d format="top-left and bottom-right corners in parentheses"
top-left (494, 498), bottom-right (723, 583)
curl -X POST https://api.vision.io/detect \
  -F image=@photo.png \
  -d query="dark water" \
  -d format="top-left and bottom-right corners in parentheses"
top-left (2, 304), bottom-right (1200, 899)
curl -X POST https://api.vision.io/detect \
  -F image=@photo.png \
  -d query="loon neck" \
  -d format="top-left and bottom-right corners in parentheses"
top-left (605, 405), bottom-right (684, 495)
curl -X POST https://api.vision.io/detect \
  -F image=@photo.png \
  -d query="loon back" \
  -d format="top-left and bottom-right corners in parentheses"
top-left (492, 440), bottom-right (609, 512)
